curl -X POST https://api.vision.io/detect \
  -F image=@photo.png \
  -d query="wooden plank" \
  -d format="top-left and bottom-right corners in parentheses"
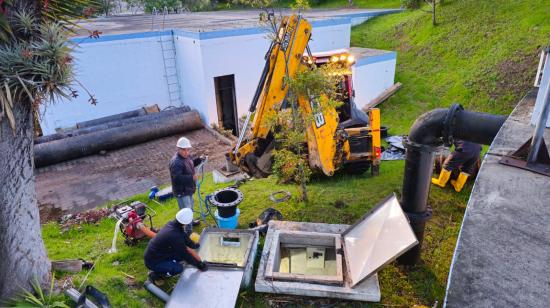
top-left (363, 82), bottom-right (402, 111)
top-left (51, 259), bottom-right (83, 272)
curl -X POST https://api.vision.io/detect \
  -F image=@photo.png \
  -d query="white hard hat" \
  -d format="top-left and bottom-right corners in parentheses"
top-left (176, 137), bottom-right (192, 149)
top-left (176, 208), bottom-right (193, 225)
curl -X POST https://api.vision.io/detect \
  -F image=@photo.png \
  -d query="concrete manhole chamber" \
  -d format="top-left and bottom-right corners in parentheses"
top-left (256, 194), bottom-right (418, 302)
top-left (265, 231), bottom-right (344, 285)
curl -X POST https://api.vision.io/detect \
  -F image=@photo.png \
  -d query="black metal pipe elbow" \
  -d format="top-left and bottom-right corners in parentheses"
top-left (398, 104), bottom-right (506, 265)
top-left (407, 105), bottom-right (506, 147)
top-left (407, 108), bottom-right (448, 146)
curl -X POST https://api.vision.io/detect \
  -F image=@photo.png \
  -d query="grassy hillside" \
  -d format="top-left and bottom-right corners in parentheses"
top-left (351, 0), bottom-right (550, 133)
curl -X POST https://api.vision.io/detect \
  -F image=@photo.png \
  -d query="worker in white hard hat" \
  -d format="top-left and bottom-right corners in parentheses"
top-left (169, 136), bottom-right (206, 234)
top-left (144, 208), bottom-right (208, 286)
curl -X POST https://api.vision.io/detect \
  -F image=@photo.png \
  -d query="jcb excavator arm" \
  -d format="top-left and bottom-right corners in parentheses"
top-left (230, 15), bottom-right (312, 176)
top-left (229, 14), bottom-right (382, 178)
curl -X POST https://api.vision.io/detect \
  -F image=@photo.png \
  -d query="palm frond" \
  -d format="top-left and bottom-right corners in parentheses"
top-left (0, 14), bottom-right (13, 41)
top-left (0, 1), bottom-right (96, 133)
top-left (13, 10), bottom-right (37, 38)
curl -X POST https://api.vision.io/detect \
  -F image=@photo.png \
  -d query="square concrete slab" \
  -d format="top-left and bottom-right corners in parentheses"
top-left (255, 221), bottom-right (382, 302)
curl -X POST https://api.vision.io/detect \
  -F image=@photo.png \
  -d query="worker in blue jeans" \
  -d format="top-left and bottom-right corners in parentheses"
top-left (169, 137), bottom-right (204, 234)
top-left (144, 208), bottom-right (208, 286)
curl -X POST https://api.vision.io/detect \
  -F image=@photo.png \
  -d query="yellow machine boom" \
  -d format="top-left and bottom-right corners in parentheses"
top-left (230, 14), bottom-right (381, 178)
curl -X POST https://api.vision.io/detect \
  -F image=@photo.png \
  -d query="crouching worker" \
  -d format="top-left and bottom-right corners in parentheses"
top-left (431, 140), bottom-right (481, 192)
top-left (144, 208), bottom-right (208, 286)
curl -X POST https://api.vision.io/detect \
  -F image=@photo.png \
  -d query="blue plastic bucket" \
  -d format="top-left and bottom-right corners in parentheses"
top-left (215, 208), bottom-right (240, 229)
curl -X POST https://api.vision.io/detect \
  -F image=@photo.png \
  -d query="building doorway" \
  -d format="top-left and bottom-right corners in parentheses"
top-left (214, 74), bottom-right (238, 136)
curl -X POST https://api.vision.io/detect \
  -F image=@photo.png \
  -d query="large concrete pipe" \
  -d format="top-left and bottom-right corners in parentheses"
top-left (35, 106), bottom-right (190, 144)
top-left (35, 110), bottom-right (203, 167)
top-left (398, 104), bottom-right (507, 265)
top-left (76, 105), bottom-right (159, 129)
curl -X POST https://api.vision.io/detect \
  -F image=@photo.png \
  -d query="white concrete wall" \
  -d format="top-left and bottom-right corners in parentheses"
top-left (194, 21), bottom-right (352, 125)
top-left (41, 18), bottom-right (375, 134)
top-left (352, 57), bottom-right (397, 109)
top-left (199, 33), bottom-right (269, 125)
top-left (173, 34), bottom-right (208, 120)
top-left (41, 34), bottom-right (172, 134)
top-left (309, 22), bottom-right (350, 52)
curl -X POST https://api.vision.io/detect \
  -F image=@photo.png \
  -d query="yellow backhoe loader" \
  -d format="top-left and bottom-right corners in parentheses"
top-left (229, 14), bottom-right (381, 178)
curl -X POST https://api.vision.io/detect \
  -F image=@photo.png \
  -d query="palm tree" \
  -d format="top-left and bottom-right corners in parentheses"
top-left (0, 0), bottom-right (97, 300)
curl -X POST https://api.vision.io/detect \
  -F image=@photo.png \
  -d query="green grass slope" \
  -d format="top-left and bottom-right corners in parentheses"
top-left (352, 0), bottom-right (550, 133)
top-left (43, 165), bottom-right (469, 307)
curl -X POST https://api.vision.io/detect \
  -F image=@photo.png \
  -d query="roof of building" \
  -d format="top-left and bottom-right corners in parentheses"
top-left (444, 88), bottom-right (550, 306)
top-left (72, 8), bottom-right (401, 37)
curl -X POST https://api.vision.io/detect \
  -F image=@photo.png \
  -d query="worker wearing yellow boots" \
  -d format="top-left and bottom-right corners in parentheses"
top-left (431, 140), bottom-right (481, 192)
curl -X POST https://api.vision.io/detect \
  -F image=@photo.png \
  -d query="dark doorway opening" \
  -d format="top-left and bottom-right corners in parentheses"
top-left (214, 74), bottom-right (238, 136)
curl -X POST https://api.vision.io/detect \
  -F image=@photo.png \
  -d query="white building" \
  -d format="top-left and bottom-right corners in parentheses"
top-left (40, 9), bottom-right (400, 134)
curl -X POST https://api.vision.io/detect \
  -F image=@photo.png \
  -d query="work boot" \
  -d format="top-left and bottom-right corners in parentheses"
top-left (148, 271), bottom-right (165, 286)
top-left (431, 169), bottom-right (451, 188)
top-left (450, 172), bottom-right (470, 192)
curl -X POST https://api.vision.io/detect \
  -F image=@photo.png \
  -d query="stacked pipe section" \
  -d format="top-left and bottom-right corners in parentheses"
top-left (35, 106), bottom-right (202, 167)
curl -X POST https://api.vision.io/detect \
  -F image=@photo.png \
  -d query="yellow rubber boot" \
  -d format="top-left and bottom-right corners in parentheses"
top-left (451, 172), bottom-right (470, 192)
top-left (431, 169), bottom-right (451, 188)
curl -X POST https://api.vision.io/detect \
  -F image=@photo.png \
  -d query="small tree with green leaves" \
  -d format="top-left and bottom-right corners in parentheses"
top-left (267, 63), bottom-right (345, 201)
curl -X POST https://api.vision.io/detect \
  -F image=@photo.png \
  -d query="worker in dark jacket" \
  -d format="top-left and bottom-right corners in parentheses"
top-left (169, 136), bottom-right (204, 234)
top-left (432, 140), bottom-right (482, 192)
top-left (144, 208), bottom-right (208, 286)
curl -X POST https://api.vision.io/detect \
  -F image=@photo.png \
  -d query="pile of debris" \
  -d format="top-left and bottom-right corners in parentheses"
top-left (59, 208), bottom-right (111, 231)
top-left (381, 135), bottom-right (406, 160)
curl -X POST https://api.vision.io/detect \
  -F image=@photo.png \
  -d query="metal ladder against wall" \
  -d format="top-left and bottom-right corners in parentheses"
top-left (152, 7), bottom-right (182, 106)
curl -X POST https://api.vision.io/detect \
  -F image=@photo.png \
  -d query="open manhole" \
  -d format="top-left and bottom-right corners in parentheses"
top-left (265, 231), bottom-right (343, 285)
